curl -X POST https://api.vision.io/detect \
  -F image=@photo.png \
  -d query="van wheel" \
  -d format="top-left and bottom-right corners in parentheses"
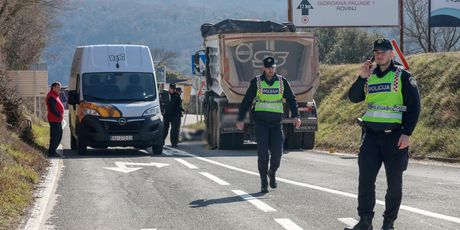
top-left (70, 134), bottom-right (77, 150)
top-left (77, 136), bottom-right (87, 155)
top-left (77, 126), bottom-right (87, 155)
top-left (152, 144), bottom-right (163, 155)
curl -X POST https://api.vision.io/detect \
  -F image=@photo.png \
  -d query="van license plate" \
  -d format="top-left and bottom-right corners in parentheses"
top-left (110, 135), bottom-right (133, 141)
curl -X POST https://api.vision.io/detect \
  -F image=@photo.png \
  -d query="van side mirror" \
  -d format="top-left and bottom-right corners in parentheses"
top-left (68, 90), bottom-right (79, 105)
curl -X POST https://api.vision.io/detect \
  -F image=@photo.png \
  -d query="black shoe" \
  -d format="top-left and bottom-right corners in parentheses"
top-left (268, 169), bottom-right (278, 189)
top-left (260, 176), bottom-right (269, 193)
top-left (380, 218), bottom-right (395, 230)
top-left (260, 185), bottom-right (268, 193)
top-left (344, 216), bottom-right (373, 230)
top-left (48, 153), bottom-right (60, 158)
top-left (48, 150), bottom-right (59, 158)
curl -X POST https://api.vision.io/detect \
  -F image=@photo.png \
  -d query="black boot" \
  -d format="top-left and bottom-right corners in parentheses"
top-left (344, 216), bottom-right (373, 230)
top-left (260, 176), bottom-right (268, 193)
top-left (380, 218), bottom-right (395, 230)
top-left (268, 169), bottom-right (278, 188)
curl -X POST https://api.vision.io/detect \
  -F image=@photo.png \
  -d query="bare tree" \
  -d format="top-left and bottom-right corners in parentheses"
top-left (150, 48), bottom-right (179, 68)
top-left (0, 0), bottom-right (65, 69)
top-left (404, 0), bottom-right (460, 53)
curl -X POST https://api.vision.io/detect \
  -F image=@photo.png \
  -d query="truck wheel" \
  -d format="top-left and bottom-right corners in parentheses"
top-left (302, 132), bottom-right (315, 150)
top-left (152, 144), bottom-right (163, 155)
top-left (219, 133), bottom-right (243, 149)
top-left (218, 134), bottom-right (231, 149)
top-left (70, 134), bottom-right (77, 150)
top-left (209, 108), bottom-right (218, 149)
top-left (231, 133), bottom-right (244, 149)
top-left (285, 126), bottom-right (303, 150)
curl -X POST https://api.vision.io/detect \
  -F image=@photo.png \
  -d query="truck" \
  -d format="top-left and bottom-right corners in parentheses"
top-left (193, 19), bottom-right (320, 150)
top-left (67, 45), bottom-right (164, 155)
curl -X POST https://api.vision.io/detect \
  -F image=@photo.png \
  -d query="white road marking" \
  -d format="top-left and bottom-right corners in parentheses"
top-left (175, 158), bottom-right (198, 169)
top-left (231, 190), bottom-right (277, 212)
top-left (104, 161), bottom-right (169, 173)
top-left (166, 147), bottom-right (460, 224)
top-left (338, 218), bottom-right (358, 228)
top-left (200, 172), bottom-right (230, 185)
top-left (23, 158), bottom-right (62, 230)
top-left (274, 218), bottom-right (304, 230)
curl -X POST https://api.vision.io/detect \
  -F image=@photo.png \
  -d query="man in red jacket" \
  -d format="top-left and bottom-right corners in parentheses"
top-left (46, 82), bottom-right (64, 157)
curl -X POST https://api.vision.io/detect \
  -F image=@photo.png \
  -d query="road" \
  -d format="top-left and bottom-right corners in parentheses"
top-left (31, 115), bottom-right (460, 230)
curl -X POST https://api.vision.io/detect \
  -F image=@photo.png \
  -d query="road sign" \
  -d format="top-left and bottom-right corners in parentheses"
top-left (391, 39), bottom-right (409, 70)
top-left (291, 0), bottom-right (399, 27)
top-left (156, 66), bottom-right (166, 84)
top-left (104, 161), bottom-right (169, 173)
top-left (191, 54), bottom-right (206, 75)
top-left (430, 0), bottom-right (460, 27)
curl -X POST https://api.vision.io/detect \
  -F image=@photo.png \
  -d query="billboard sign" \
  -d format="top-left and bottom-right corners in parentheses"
top-left (292, 0), bottom-right (399, 27)
top-left (430, 0), bottom-right (460, 27)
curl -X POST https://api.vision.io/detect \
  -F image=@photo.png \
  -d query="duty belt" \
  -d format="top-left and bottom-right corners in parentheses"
top-left (367, 104), bottom-right (407, 112)
top-left (366, 128), bottom-right (400, 135)
top-left (255, 99), bottom-right (283, 103)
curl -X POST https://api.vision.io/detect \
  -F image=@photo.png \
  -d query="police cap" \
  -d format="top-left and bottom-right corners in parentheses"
top-left (263, 56), bottom-right (277, 68)
top-left (373, 38), bottom-right (393, 51)
top-left (169, 83), bottom-right (176, 89)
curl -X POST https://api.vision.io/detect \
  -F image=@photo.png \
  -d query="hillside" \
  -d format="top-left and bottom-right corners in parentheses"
top-left (43, 0), bottom-right (286, 84)
top-left (316, 52), bottom-right (460, 159)
top-left (0, 112), bottom-right (48, 229)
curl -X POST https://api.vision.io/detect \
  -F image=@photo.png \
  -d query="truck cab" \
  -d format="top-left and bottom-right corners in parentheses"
top-left (67, 45), bottom-right (164, 155)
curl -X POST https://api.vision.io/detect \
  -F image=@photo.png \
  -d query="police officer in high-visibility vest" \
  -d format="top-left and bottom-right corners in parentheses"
top-left (236, 56), bottom-right (301, 193)
top-left (346, 38), bottom-right (421, 230)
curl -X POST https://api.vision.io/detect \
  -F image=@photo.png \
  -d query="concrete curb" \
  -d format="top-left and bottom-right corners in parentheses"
top-left (20, 145), bottom-right (63, 230)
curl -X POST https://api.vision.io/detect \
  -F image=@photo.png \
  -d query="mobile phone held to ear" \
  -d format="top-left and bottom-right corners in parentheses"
top-left (368, 56), bottom-right (375, 69)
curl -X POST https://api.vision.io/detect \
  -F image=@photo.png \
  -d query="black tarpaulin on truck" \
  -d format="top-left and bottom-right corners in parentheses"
top-left (201, 19), bottom-right (295, 37)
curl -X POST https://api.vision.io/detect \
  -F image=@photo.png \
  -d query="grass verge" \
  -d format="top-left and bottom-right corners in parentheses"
top-left (316, 52), bottom-right (460, 159)
top-left (0, 114), bottom-right (48, 229)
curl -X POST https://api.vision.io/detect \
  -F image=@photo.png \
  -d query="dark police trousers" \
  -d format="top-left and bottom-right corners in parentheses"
top-left (358, 128), bottom-right (409, 220)
top-left (163, 115), bottom-right (181, 146)
top-left (255, 121), bottom-right (284, 179)
top-left (49, 122), bottom-right (63, 155)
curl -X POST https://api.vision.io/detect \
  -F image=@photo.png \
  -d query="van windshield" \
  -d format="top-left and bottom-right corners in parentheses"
top-left (82, 72), bottom-right (157, 102)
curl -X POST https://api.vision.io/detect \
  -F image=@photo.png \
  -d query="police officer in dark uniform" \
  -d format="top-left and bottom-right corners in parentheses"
top-left (345, 38), bottom-right (421, 230)
top-left (163, 83), bottom-right (182, 147)
top-left (236, 56), bottom-right (301, 193)
top-left (175, 87), bottom-right (186, 117)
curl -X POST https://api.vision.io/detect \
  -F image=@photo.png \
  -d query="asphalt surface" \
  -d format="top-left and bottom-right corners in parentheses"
top-left (40, 114), bottom-right (460, 230)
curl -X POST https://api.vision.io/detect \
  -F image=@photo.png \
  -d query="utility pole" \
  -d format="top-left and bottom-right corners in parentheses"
top-left (399, 0), bottom-right (404, 53)
top-left (428, 0), bottom-right (432, 52)
top-left (288, 0), bottom-right (293, 22)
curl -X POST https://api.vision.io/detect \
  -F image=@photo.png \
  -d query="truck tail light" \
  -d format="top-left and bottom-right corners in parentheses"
top-left (298, 105), bottom-right (313, 113)
top-left (224, 107), bottom-right (239, 113)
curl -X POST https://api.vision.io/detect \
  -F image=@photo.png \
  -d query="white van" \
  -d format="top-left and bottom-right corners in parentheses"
top-left (67, 45), bottom-right (164, 155)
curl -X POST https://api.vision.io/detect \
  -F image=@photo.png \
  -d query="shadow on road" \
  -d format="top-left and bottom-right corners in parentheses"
top-left (189, 193), bottom-right (267, 208)
top-left (60, 148), bottom-right (151, 159)
top-left (170, 142), bottom-right (309, 158)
